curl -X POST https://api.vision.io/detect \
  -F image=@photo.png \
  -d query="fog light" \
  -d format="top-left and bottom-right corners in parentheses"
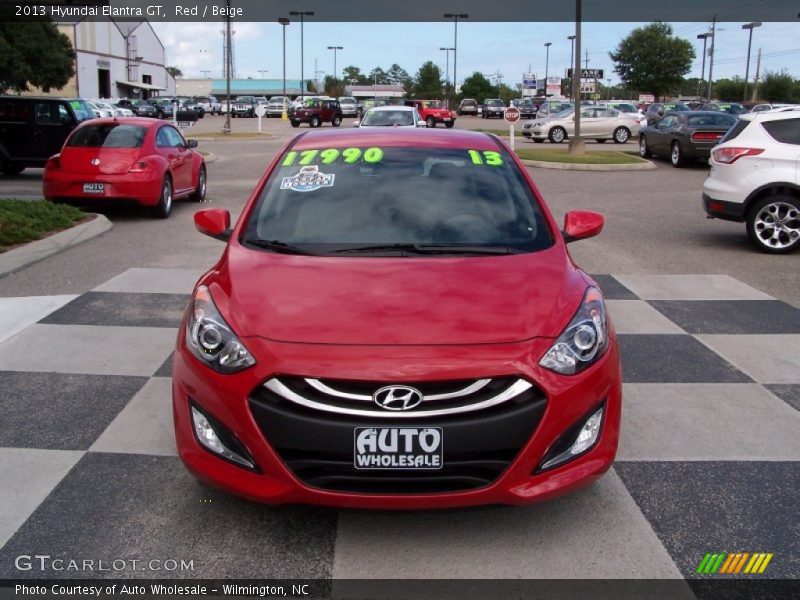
top-left (191, 406), bottom-right (255, 470)
top-left (539, 407), bottom-right (604, 471)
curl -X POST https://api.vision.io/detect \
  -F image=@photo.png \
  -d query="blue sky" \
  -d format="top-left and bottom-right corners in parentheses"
top-left (153, 21), bottom-right (800, 87)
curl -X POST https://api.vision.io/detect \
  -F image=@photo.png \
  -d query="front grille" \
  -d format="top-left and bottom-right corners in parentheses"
top-left (249, 376), bottom-right (547, 494)
top-left (263, 376), bottom-right (531, 418)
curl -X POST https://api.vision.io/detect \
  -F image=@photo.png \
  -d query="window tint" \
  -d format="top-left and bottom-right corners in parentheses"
top-left (0, 100), bottom-right (30, 122)
top-left (762, 118), bottom-right (800, 145)
top-left (68, 124), bottom-right (147, 148)
top-left (164, 127), bottom-right (185, 147)
top-left (687, 114), bottom-right (736, 127)
top-left (362, 110), bottom-right (415, 126)
top-left (659, 116), bottom-right (677, 128)
top-left (245, 147), bottom-right (552, 253)
top-left (718, 119), bottom-right (750, 143)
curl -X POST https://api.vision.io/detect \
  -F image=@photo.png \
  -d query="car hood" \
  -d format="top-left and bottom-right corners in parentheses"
top-left (209, 244), bottom-right (585, 346)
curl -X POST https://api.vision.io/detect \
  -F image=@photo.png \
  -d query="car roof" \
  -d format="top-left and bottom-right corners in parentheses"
top-left (291, 128), bottom-right (502, 151)
top-left (740, 110), bottom-right (800, 123)
top-left (76, 117), bottom-right (162, 127)
top-left (367, 105), bottom-right (417, 112)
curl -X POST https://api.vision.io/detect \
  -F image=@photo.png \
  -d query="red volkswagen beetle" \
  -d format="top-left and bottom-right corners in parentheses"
top-left (172, 128), bottom-right (621, 508)
top-left (43, 118), bottom-right (206, 218)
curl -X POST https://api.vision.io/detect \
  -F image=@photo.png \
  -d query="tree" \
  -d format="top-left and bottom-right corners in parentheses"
top-left (459, 72), bottom-right (497, 103)
top-left (497, 83), bottom-right (516, 104)
top-left (341, 65), bottom-right (369, 85)
top-left (369, 67), bottom-right (389, 85)
top-left (413, 61), bottom-right (443, 99)
top-left (306, 79), bottom-right (319, 94)
top-left (761, 70), bottom-right (797, 103)
top-left (679, 77), bottom-right (702, 97)
top-left (323, 75), bottom-right (345, 98)
top-left (712, 77), bottom-right (745, 101)
top-left (610, 22), bottom-right (694, 101)
top-left (0, 14), bottom-right (74, 94)
top-left (386, 63), bottom-right (410, 85)
top-left (166, 66), bottom-right (183, 79)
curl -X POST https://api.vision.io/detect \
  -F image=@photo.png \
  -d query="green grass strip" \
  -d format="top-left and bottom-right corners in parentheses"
top-left (515, 148), bottom-right (646, 165)
top-left (0, 199), bottom-right (86, 252)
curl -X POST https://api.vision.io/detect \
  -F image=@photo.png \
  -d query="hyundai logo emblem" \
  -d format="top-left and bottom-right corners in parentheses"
top-left (373, 386), bottom-right (424, 411)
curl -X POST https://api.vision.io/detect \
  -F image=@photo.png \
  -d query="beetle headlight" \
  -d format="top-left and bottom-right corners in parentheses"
top-left (539, 287), bottom-right (609, 375)
top-left (186, 286), bottom-right (256, 374)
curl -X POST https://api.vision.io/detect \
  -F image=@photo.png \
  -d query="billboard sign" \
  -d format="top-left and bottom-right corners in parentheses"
top-left (522, 73), bottom-right (537, 89)
top-left (567, 68), bottom-right (604, 79)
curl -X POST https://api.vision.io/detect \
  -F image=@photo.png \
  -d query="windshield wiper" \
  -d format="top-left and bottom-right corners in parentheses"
top-left (334, 244), bottom-right (521, 255)
top-left (243, 239), bottom-right (317, 255)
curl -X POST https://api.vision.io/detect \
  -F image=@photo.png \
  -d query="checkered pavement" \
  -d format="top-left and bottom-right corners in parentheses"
top-left (0, 269), bottom-right (798, 584)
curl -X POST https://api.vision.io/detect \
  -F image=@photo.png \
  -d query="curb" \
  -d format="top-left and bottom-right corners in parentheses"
top-left (0, 213), bottom-right (112, 278)
top-left (520, 158), bottom-right (656, 171)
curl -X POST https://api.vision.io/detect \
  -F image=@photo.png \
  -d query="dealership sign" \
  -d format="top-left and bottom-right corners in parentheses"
top-left (567, 68), bottom-right (604, 79)
top-left (522, 73), bottom-right (537, 89)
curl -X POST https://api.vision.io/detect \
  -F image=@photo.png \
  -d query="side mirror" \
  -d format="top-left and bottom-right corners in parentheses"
top-left (194, 209), bottom-right (231, 241)
top-left (187, 139), bottom-right (198, 148)
top-left (562, 210), bottom-right (604, 243)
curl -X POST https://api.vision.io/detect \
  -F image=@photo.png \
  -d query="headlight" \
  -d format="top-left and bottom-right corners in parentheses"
top-left (539, 287), bottom-right (609, 375)
top-left (186, 286), bottom-right (256, 374)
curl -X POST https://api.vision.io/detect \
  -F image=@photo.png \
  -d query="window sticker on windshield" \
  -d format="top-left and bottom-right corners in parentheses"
top-left (282, 147), bottom-right (384, 167)
top-left (467, 150), bottom-right (504, 166)
top-left (280, 165), bottom-right (335, 192)
top-left (69, 100), bottom-right (81, 109)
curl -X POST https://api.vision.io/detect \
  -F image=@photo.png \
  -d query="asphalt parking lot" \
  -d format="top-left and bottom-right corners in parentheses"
top-left (0, 113), bottom-right (798, 591)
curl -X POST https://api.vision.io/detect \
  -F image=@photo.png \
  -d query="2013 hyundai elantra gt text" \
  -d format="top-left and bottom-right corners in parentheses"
top-left (172, 128), bottom-right (622, 509)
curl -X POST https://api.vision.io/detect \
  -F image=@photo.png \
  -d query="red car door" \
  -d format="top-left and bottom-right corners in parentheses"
top-left (156, 125), bottom-right (193, 192)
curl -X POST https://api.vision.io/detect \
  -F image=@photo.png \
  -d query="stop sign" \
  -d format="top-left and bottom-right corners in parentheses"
top-left (504, 106), bottom-right (521, 124)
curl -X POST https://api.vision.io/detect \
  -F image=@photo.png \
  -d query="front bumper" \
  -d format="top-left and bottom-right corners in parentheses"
top-left (43, 169), bottom-right (162, 206)
top-left (172, 323), bottom-right (622, 509)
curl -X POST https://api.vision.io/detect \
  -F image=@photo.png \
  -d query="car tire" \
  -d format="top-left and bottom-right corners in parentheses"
top-left (310, 116), bottom-right (321, 128)
top-left (332, 115), bottom-right (342, 127)
top-left (426, 117), bottom-right (435, 128)
top-left (290, 120), bottom-right (300, 128)
top-left (152, 176), bottom-right (173, 219)
top-left (613, 127), bottom-right (631, 144)
top-left (746, 196), bottom-right (800, 254)
top-left (670, 141), bottom-right (685, 168)
top-left (549, 126), bottom-right (567, 143)
top-left (639, 136), bottom-right (652, 158)
top-left (190, 166), bottom-right (207, 202)
top-left (445, 121), bottom-right (455, 128)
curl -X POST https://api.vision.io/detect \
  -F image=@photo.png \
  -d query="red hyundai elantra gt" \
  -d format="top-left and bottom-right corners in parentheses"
top-left (173, 128), bottom-right (621, 509)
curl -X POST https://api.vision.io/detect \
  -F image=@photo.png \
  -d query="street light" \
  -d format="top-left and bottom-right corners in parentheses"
top-left (567, 35), bottom-right (576, 100)
top-left (278, 18), bottom-right (289, 119)
top-left (742, 22), bottom-right (761, 102)
top-left (697, 32), bottom-right (712, 98)
top-left (327, 45), bottom-right (343, 83)
top-left (543, 42), bottom-right (552, 98)
top-left (440, 46), bottom-right (455, 108)
top-left (606, 78), bottom-right (612, 100)
top-left (443, 13), bottom-right (469, 100)
top-left (289, 10), bottom-right (314, 101)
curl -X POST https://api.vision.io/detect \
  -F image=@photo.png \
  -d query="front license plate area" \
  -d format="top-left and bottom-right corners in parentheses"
top-left (83, 183), bottom-right (104, 194)
top-left (354, 427), bottom-right (443, 470)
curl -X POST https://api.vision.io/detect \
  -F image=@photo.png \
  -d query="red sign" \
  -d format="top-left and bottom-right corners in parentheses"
top-left (504, 107), bottom-right (521, 124)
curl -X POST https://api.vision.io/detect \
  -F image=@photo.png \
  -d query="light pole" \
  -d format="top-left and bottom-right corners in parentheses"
top-left (278, 17), bottom-right (289, 119)
top-left (543, 42), bottom-right (552, 98)
top-left (697, 32), bottom-right (712, 99)
top-left (444, 13), bottom-right (469, 101)
top-left (707, 16), bottom-right (717, 101)
top-left (742, 22), bottom-right (761, 103)
top-left (289, 10), bottom-right (314, 101)
top-left (223, 0), bottom-right (232, 134)
top-left (440, 46), bottom-right (454, 108)
top-left (568, 0), bottom-right (583, 155)
top-left (567, 35), bottom-right (575, 100)
top-left (327, 45), bottom-right (343, 84)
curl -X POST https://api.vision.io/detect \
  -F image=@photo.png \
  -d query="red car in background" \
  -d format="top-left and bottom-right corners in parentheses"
top-left (173, 128), bottom-right (621, 509)
top-left (404, 99), bottom-right (456, 128)
top-left (43, 118), bottom-right (206, 218)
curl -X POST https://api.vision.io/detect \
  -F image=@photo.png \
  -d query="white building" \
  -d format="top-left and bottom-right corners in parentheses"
top-left (28, 18), bottom-right (175, 100)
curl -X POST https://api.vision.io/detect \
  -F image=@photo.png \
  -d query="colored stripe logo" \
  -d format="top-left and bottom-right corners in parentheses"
top-left (696, 552), bottom-right (773, 575)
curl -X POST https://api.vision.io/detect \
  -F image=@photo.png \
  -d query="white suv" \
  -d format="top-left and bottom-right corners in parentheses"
top-left (702, 111), bottom-right (800, 253)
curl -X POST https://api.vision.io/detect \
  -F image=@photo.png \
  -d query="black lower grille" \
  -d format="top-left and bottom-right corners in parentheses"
top-left (249, 383), bottom-right (546, 494)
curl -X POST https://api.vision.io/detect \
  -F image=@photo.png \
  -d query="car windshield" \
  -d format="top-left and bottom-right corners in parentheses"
top-left (462, 100), bottom-right (477, 106)
top-left (68, 99), bottom-right (96, 122)
top-left (487, 100), bottom-right (504, 107)
top-left (425, 101), bottom-right (444, 108)
top-left (687, 114), bottom-right (736, 127)
top-left (613, 103), bottom-right (637, 112)
top-left (243, 146), bottom-right (552, 254)
top-left (67, 124), bottom-right (147, 148)
top-left (362, 110), bottom-right (414, 126)
top-left (339, 98), bottom-right (356, 105)
top-left (236, 97), bottom-right (254, 102)
top-left (664, 103), bottom-right (688, 111)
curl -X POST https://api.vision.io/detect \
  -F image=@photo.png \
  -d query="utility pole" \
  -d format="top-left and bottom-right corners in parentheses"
top-left (289, 10), bottom-right (314, 101)
top-left (543, 42), bottom-right (552, 98)
top-left (440, 46), bottom-right (454, 108)
top-left (742, 22), bottom-right (761, 103)
top-left (568, 0), bottom-right (584, 155)
top-left (707, 16), bottom-right (717, 101)
top-left (278, 18), bottom-right (289, 119)
top-left (567, 35), bottom-right (575, 100)
top-left (223, 0), bottom-right (231, 135)
top-left (327, 45), bottom-right (343, 85)
top-left (752, 47), bottom-right (762, 103)
top-left (444, 13), bottom-right (469, 100)
top-left (697, 32), bottom-right (712, 98)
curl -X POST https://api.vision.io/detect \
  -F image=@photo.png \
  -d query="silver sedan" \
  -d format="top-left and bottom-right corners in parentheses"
top-left (522, 107), bottom-right (641, 144)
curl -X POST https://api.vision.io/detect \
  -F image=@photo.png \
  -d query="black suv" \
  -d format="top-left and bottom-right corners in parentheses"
top-left (116, 99), bottom-right (157, 118)
top-left (232, 96), bottom-right (257, 118)
top-left (0, 96), bottom-right (92, 175)
top-left (289, 98), bottom-right (343, 128)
